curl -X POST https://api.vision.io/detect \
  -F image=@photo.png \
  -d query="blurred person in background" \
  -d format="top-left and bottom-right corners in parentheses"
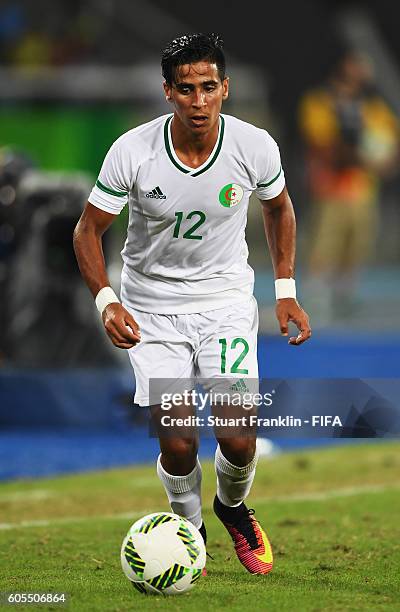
top-left (0, 148), bottom-right (35, 362)
top-left (298, 50), bottom-right (399, 320)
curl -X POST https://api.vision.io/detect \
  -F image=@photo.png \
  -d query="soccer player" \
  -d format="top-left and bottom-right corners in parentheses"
top-left (73, 33), bottom-right (311, 575)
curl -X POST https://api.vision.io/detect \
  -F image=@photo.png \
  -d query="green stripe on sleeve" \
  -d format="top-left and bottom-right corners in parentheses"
top-left (257, 166), bottom-right (282, 188)
top-left (95, 179), bottom-right (128, 198)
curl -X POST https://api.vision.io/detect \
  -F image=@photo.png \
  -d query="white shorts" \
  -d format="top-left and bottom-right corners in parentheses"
top-left (122, 296), bottom-right (259, 407)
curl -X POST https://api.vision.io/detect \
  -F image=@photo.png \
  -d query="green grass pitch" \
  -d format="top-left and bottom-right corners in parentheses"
top-left (0, 442), bottom-right (399, 611)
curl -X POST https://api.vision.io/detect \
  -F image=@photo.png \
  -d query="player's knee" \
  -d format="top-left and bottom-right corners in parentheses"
top-left (160, 437), bottom-right (198, 473)
top-left (218, 437), bottom-right (256, 466)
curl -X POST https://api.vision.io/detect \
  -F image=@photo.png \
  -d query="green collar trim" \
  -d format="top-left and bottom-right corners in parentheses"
top-left (164, 115), bottom-right (225, 177)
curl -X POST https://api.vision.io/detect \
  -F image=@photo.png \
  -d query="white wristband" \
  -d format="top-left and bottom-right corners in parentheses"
top-left (275, 278), bottom-right (296, 300)
top-left (95, 286), bottom-right (120, 314)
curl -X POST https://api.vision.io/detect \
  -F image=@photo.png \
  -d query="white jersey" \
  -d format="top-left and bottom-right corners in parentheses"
top-left (88, 113), bottom-right (285, 314)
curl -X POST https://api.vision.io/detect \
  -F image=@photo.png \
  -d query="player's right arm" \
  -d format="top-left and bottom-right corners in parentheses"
top-left (73, 202), bottom-right (140, 349)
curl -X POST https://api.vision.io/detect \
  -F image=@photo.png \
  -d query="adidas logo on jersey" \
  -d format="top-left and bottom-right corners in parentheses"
top-left (145, 186), bottom-right (166, 199)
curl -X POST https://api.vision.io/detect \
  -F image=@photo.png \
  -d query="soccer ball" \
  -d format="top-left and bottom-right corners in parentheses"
top-left (121, 512), bottom-right (206, 595)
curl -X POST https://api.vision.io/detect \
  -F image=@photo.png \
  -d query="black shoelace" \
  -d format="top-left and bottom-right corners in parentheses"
top-left (231, 508), bottom-right (260, 550)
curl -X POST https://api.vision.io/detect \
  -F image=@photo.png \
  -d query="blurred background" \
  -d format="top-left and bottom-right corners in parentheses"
top-left (0, 0), bottom-right (399, 479)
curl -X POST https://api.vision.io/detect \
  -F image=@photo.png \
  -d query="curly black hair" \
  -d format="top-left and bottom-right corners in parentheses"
top-left (161, 33), bottom-right (226, 85)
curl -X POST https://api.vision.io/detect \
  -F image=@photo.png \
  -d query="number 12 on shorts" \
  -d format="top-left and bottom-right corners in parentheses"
top-left (219, 337), bottom-right (249, 374)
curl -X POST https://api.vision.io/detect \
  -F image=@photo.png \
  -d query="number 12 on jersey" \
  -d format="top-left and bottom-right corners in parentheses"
top-left (219, 337), bottom-right (249, 374)
top-left (173, 211), bottom-right (206, 240)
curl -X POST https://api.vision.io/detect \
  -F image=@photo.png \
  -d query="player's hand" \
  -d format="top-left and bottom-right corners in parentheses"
top-left (102, 303), bottom-right (141, 349)
top-left (276, 298), bottom-right (311, 346)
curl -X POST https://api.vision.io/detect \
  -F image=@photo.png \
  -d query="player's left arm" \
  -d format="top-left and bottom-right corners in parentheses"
top-left (260, 187), bottom-right (311, 345)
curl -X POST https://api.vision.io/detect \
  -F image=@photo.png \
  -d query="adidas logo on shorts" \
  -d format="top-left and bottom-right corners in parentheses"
top-left (230, 379), bottom-right (250, 393)
top-left (145, 186), bottom-right (166, 199)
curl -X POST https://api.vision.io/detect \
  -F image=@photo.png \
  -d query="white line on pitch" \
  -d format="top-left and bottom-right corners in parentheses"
top-left (0, 489), bottom-right (55, 503)
top-left (0, 510), bottom-right (150, 531)
top-left (0, 482), bottom-right (399, 531)
top-left (258, 482), bottom-right (400, 503)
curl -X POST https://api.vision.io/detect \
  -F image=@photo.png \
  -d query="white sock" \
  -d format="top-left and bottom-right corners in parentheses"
top-left (156, 454), bottom-right (202, 529)
top-left (215, 444), bottom-right (258, 507)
